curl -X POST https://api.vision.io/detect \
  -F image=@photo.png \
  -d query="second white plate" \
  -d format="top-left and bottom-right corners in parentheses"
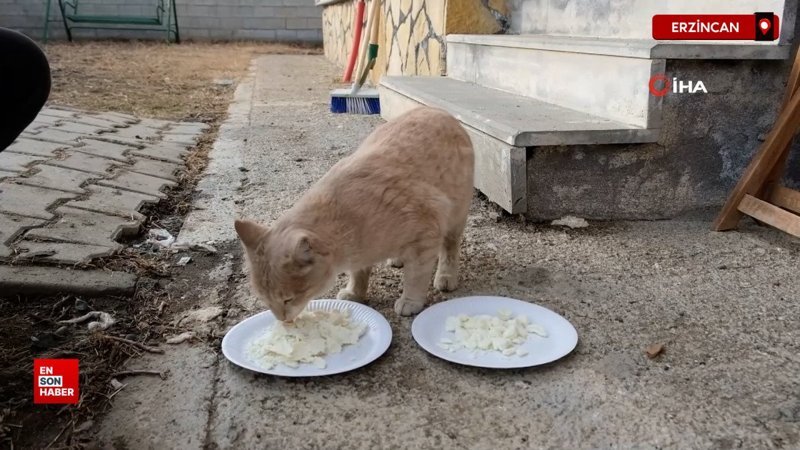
top-left (411, 296), bottom-right (578, 369)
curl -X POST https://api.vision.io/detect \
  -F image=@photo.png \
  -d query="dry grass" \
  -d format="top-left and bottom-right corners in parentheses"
top-left (44, 41), bottom-right (321, 121)
top-left (44, 41), bottom-right (322, 192)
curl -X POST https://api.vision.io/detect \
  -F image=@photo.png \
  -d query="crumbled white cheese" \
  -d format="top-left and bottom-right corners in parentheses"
top-left (439, 310), bottom-right (547, 357)
top-left (247, 309), bottom-right (366, 370)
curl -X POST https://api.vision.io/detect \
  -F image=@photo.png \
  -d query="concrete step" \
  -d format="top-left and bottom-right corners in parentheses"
top-left (379, 76), bottom-right (659, 214)
top-left (446, 34), bottom-right (664, 128)
top-left (508, 0), bottom-right (791, 42)
top-left (380, 76), bottom-right (659, 147)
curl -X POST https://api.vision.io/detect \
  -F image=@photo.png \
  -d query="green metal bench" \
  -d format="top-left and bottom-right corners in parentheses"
top-left (56, 0), bottom-right (180, 43)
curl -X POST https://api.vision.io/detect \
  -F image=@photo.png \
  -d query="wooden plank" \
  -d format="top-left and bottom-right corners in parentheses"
top-left (737, 194), bottom-right (800, 238)
top-left (762, 46), bottom-right (800, 192)
top-left (713, 87), bottom-right (800, 231)
top-left (769, 185), bottom-right (800, 214)
top-left (779, 46), bottom-right (800, 111)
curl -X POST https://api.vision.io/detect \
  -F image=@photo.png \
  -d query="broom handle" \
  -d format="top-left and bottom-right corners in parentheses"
top-left (369, 0), bottom-right (380, 44)
top-left (353, 6), bottom-right (371, 79)
top-left (355, 0), bottom-right (380, 80)
top-left (342, 0), bottom-right (365, 82)
top-left (355, 10), bottom-right (380, 89)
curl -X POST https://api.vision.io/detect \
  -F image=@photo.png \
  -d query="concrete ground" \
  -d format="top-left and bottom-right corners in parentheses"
top-left (93, 55), bottom-right (800, 449)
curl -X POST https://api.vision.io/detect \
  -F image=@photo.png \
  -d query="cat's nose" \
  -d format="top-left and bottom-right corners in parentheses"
top-left (283, 308), bottom-right (300, 323)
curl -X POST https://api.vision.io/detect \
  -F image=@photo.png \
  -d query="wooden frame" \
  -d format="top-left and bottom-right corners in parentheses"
top-left (713, 47), bottom-right (800, 238)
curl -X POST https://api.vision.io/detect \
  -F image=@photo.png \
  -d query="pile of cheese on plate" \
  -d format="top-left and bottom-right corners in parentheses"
top-left (438, 309), bottom-right (547, 356)
top-left (248, 309), bottom-right (366, 369)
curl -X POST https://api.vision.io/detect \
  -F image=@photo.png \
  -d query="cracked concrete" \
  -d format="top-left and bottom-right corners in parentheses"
top-left (92, 56), bottom-right (800, 449)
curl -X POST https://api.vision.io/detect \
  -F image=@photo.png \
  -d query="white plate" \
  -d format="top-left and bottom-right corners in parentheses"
top-left (411, 296), bottom-right (578, 369)
top-left (221, 299), bottom-right (392, 377)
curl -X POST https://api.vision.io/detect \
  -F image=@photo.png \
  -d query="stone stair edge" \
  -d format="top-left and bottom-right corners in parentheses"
top-left (446, 34), bottom-right (791, 60)
top-left (380, 76), bottom-right (660, 147)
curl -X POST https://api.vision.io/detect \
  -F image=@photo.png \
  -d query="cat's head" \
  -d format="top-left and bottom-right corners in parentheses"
top-left (234, 219), bottom-right (336, 322)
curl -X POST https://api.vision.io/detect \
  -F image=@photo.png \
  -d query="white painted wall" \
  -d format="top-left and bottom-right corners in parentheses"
top-left (507, 0), bottom-right (792, 43)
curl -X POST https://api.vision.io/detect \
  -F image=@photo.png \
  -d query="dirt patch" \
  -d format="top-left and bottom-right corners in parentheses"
top-left (45, 41), bottom-right (321, 121)
top-left (0, 292), bottom-right (168, 448)
top-left (0, 41), bottom-right (320, 449)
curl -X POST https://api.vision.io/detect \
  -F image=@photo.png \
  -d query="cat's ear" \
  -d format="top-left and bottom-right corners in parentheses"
top-left (291, 233), bottom-right (328, 268)
top-left (293, 235), bottom-right (315, 267)
top-left (234, 219), bottom-right (267, 248)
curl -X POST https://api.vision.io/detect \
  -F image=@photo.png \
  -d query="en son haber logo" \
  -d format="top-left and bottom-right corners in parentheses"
top-left (34, 359), bottom-right (79, 405)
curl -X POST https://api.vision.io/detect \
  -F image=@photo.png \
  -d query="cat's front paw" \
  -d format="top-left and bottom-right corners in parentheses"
top-left (434, 272), bottom-right (458, 292)
top-left (337, 288), bottom-right (363, 302)
top-left (394, 296), bottom-right (425, 316)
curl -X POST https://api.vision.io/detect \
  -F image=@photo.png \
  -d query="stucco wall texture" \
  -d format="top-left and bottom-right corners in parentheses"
top-left (526, 56), bottom-right (800, 220)
top-left (322, 0), bottom-right (508, 82)
top-left (518, 1), bottom-right (800, 219)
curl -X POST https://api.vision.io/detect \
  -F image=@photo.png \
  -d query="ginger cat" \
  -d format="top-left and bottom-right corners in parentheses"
top-left (234, 107), bottom-right (474, 321)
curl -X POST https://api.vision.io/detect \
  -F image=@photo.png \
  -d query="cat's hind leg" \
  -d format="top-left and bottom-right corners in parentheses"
top-left (337, 266), bottom-right (372, 302)
top-left (434, 225), bottom-right (464, 292)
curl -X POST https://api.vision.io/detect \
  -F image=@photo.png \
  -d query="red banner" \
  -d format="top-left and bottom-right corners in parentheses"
top-left (653, 13), bottom-right (779, 41)
top-left (34, 359), bottom-right (79, 405)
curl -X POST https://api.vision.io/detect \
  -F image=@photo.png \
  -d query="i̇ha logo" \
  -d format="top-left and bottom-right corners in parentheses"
top-left (34, 359), bottom-right (79, 405)
top-left (648, 74), bottom-right (708, 97)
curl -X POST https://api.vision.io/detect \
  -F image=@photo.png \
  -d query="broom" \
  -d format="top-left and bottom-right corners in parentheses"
top-left (342, 0), bottom-right (365, 83)
top-left (330, 0), bottom-right (381, 114)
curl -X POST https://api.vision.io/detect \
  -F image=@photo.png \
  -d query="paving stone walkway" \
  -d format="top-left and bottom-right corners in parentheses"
top-left (0, 107), bottom-right (207, 291)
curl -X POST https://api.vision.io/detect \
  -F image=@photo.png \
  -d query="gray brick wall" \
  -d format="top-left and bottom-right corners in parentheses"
top-left (0, 0), bottom-right (323, 42)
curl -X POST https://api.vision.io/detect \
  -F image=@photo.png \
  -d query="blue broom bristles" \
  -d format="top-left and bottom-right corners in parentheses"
top-left (330, 88), bottom-right (380, 115)
top-left (330, 96), bottom-right (381, 114)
